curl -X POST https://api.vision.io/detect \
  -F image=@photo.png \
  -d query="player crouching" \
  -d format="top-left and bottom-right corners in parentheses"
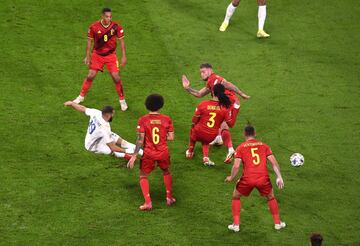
top-left (186, 84), bottom-right (240, 166)
top-left (225, 125), bottom-right (286, 232)
top-left (127, 94), bottom-right (176, 211)
top-left (64, 101), bottom-right (142, 160)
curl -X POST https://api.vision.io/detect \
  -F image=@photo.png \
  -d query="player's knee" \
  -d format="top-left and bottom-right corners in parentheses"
top-left (258, 0), bottom-right (266, 6)
top-left (232, 190), bottom-right (241, 199)
top-left (232, 0), bottom-right (240, 7)
top-left (266, 193), bottom-right (275, 201)
top-left (111, 73), bottom-right (121, 82)
top-left (162, 168), bottom-right (170, 175)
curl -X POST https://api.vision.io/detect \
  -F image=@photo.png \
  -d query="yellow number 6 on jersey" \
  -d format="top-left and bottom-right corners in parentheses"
top-left (207, 112), bottom-right (217, 128)
top-left (152, 127), bottom-right (160, 144)
top-left (251, 147), bottom-right (260, 165)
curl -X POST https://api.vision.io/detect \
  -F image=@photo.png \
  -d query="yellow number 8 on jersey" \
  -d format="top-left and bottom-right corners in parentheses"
top-left (152, 127), bottom-right (160, 144)
top-left (104, 34), bottom-right (108, 42)
top-left (207, 112), bottom-right (217, 128)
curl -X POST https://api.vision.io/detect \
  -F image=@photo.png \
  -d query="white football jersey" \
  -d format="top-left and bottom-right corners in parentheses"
top-left (84, 108), bottom-right (113, 151)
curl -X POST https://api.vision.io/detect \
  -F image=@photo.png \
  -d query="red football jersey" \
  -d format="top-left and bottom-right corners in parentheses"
top-left (87, 20), bottom-right (124, 55)
top-left (137, 113), bottom-right (174, 158)
top-left (206, 73), bottom-right (236, 100)
top-left (192, 100), bottom-right (236, 135)
top-left (235, 139), bottom-right (273, 178)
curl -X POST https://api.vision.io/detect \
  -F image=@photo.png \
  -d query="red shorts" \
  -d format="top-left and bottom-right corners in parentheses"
top-left (190, 126), bottom-right (217, 144)
top-left (140, 152), bottom-right (170, 174)
top-left (90, 52), bottom-right (119, 73)
top-left (236, 176), bottom-right (272, 196)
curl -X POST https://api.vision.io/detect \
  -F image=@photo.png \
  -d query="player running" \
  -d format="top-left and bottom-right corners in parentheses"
top-left (182, 63), bottom-right (250, 163)
top-left (72, 8), bottom-right (129, 111)
top-left (219, 0), bottom-right (270, 38)
top-left (127, 94), bottom-right (176, 211)
top-left (225, 125), bottom-right (286, 232)
top-left (186, 84), bottom-right (240, 166)
top-left (64, 101), bottom-right (142, 159)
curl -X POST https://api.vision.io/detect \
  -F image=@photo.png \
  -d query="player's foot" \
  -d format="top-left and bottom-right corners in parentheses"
top-left (228, 224), bottom-right (240, 232)
top-left (274, 221), bottom-right (286, 230)
top-left (166, 197), bottom-right (176, 206)
top-left (224, 148), bottom-right (235, 164)
top-left (73, 95), bottom-right (84, 104)
top-left (257, 29), bottom-right (270, 38)
top-left (119, 99), bottom-right (128, 111)
top-left (219, 21), bottom-right (229, 32)
top-left (185, 149), bottom-right (194, 159)
top-left (210, 135), bottom-right (223, 146)
top-left (139, 202), bottom-right (152, 211)
top-left (203, 157), bottom-right (215, 167)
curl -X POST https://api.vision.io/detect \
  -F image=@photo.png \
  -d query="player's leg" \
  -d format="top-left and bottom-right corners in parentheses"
top-left (228, 188), bottom-right (242, 232)
top-left (265, 190), bottom-right (286, 230)
top-left (109, 71), bottom-right (128, 111)
top-left (209, 129), bottom-right (223, 146)
top-left (139, 159), bottom-right (155, 210)
top-left (257, 0), bottom-right (270, 38)
top-left (221, 123), bottom-right (235, 163)
top-left (186, 127), bottom-right (197, 158)
top-left (219, 0), bottom-right (241, 32)
top-left (159, 156), bottom-right (176, 206)
top-left (73, 69), bottom-right (98, 103)
top-left (202, 143), bottom-right (215, 166)
top-left (116, 136), bottom-right (144, 156)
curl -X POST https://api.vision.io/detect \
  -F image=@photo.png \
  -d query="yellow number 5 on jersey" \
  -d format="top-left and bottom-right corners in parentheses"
top-left (152, 127), bottom-right (160, 144)
top-left (251, 147), bottom-right (260, 165)
top-left (207, 112), bottom-right (217, 128)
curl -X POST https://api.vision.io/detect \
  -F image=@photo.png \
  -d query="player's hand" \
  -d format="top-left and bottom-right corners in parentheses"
top-left (182, 75), bottom-right (190, 89)
top-left (276, 176), bottom-right (284, 189)
top-left (64, 101), bottom-right (73, 106)
top-left (84, 56), bottom-right (90, 65)
top-left (241, 94), bottom-right (251, 100)
top-left (225, 176), bottom-right (233, 182)
top-left (127, 155), bottom-right (137, 169)
top-left (120, 55), bottom-right (127, 67)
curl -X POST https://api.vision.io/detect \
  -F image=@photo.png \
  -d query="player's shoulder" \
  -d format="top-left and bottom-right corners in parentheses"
top-left (89, 20), bottom-right (101, 28)
top-left (159, 113), bottom-right (172, 121)
top-left (208, 73), bottom-right (224, 83)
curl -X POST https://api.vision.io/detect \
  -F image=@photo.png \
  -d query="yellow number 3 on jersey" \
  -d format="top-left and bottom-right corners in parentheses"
top-left (152, 127), bottom-right (160, 144)
top-left (207, 112), bottom-right (217, 128)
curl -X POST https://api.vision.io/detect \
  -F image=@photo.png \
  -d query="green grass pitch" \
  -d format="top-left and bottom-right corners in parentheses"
top-left (0, 0), bottom-right (359, 245)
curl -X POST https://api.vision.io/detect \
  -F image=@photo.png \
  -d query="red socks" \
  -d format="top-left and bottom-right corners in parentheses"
top-left (140, 176), bottom-right (151, 204)
top-left (163, 173), bottom-right (173, 198)
top-left (202, 144), bottom-right (209, 158)
top-left (114, 80), bottom-right (125, 100)
top-left (80, 78), bottom-right (93, 97)
top-left (268, 198), bottom-right (281, 224)
top-left (221, 129), bottom-right (233, 148)
top-left (232, 198), bottom-right (241, 225)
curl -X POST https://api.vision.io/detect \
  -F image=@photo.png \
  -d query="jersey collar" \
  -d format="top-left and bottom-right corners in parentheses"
top-left (100, 20), bottom-right (112, 29)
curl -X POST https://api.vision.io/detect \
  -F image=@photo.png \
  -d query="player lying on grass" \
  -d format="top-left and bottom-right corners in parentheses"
top-left (64, 101), bottom-right (142, 160)
top-left (127, 94), bottom-right (176, 211)
top-left (219, 0), bottom-right (270, 38)
top-left (182, 63), bottom-right (250, 163)
top-left (225, 125), bottom-right (285, 232)
top-left (72, 8), bottom-right (129, 111)
top-left (186, 84), bottom-right (240, 166)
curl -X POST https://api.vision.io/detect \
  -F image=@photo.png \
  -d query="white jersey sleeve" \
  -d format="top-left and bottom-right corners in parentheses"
top-left (85, 108), bottom-right (99, 117)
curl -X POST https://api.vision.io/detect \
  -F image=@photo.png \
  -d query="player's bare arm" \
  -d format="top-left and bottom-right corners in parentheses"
top-left (222, 80), bottom-right (251, 99)
top-left (127, 132), bottom-right (145, 169)
top-left (267, 154), bottom-right (284, 189)
top-left (167, 132), bottom-right (175, 141)
top-left (182, 75), bottom-right (210, 98)
top-left (119, 38), bottom-right (126, 66)
top-left (84, 38), bottom-right (93, 65)
top-left (107, 142), bottom-right (126, 153)
top-left (225, 158), bottom-right (242, 182)
top-left (64, 101), bottom-right (87, 113)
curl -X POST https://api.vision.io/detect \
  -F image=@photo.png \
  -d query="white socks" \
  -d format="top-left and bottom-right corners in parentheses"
top-left (113, 152), bottom-right (125, 158)
top-left (258, 5), bottom-right (267, 30)
top-left (224, 3), bottom-right (237, 22)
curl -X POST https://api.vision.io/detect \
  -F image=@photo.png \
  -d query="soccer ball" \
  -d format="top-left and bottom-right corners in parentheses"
top-left (290, 153), bottom-right (304, 167)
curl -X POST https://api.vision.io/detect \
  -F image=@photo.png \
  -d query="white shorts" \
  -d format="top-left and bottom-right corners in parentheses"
top-left (88, 132), bottom-right (120, 155)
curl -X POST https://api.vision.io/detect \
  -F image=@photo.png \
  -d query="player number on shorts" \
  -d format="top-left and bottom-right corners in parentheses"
top-left (104, 35), bottom-right (108, 42)
top-left (251, 147), bottom-right (260, 165)
top-left (152, 127), bottom-right (160, 144)
top-left (207, 112), bottom-right (217, 128)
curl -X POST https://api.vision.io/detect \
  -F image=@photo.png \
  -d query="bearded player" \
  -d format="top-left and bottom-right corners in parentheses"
top-left (73, 8), bottom-right (128, 111)
top-left (63, 101), bottom-right (142, 160)
top-left (127, 94), bottom-right (176, 211)
top-left (182, 63), bottom-right (250, 163)
top-left (225, 125), bottom-right (286, 232)
top-left (186, 84), bottom-right (240, 166)
top-left (219, 0), bottom-right (270, 38)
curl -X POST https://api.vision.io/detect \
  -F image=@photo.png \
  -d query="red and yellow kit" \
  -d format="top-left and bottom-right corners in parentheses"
top-left (206, 73), bottom-right (238, 104)
top-left (235, 139), bottom-right (274, 196)
top-left (137, 114), bottom-right (174, 174)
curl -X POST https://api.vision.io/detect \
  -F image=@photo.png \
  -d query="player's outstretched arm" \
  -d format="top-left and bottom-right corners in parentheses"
top-left (222, 80), bottom-right (251, 100)
top-left (267, 155), bottom-right (284, 189)
top-left (182, 75), bottom-right (210, 98)
top-left (225, 158), bottom-right (242, 182)
top-left (167, 132), bottom-right (174, 141)
top-left (127, 132), bottom-right (145, 169)
top-left (64, 101), bottom-right (87, 113)
top-left (107, 142), bottom-right (126, 153)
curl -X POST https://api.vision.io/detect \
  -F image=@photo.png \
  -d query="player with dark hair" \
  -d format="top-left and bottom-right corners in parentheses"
top-left (127, 94), bottom-right (176, 210)
top-left (73, 8), bottom-right (129, 111)
top-left (186, 84), bottom-right (240, 166)
top-left (219, 0), bottom-right (270, 38)
top-left (225, 125), bottom-right (285, 232)
top-left (310, 233), bottom-right (323, 246)
top-left (63, 101), bottom-right (141, 159)
top-left (182, 63), bottom-right (250, 163)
